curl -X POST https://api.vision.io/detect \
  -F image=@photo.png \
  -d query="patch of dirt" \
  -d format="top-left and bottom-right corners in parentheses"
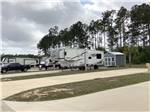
top-left (50, 88), bottom-right (72, 92)
top-left (33, 89), bottom-right (49, 96)
top-left (21, 91), bottom-right (33, 98)
top-left (19, 88), bottom-right (73, 100)
top-left (108, 78), bottom-right (118, 82)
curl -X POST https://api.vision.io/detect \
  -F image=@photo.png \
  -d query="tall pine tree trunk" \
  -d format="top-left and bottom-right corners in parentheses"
top-left (123, 22), bottom-right (126, 46)
top-left (103, 26), bottom-right (106, 49)
top-left (104, 32), bottom-right (106, 49)
top-left (119, 31), bottom-right (122, 48)
top-left (95, 35), bottom-right (97, 49)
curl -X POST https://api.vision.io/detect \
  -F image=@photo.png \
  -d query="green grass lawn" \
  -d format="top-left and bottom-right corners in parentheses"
top-left (4, 72), bottom-right (150, 102)
top-left (1, 67), bottom-right (126, 82)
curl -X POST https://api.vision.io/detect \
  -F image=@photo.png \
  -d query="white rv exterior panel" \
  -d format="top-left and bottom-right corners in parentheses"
top-left (24, 59), bottom-right (37, 65)
top-left (86, 50), bottom-right (104, 65)
top-left (49, 48), bottom-right (104, 68)
top-left (2, 57), bottom-right (39, 66)
top-left (15, 58), bottom-right (24, 65)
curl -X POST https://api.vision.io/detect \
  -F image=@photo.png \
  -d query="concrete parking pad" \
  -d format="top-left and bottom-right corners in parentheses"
top-left (0, 101), bottom-right (15, 112)
top-left (0, 68), bottom-right (147, 99)
top-left (3, 81), bottom-right (150, 112)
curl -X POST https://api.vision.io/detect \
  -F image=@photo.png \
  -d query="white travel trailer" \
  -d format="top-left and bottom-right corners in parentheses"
top-left (1, 57), bottom-right (39, 67)
top-left (48, 47), bottom-right (104, 69)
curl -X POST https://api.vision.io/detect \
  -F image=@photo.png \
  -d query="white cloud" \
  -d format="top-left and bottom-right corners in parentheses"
top-left (0, 2), bottom-right (2, 55)
top-left (1, 0), bottom-right (148, 54)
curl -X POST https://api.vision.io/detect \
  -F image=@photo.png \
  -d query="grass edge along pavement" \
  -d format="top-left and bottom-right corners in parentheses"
top-left (4, 72), bottom-right (150, 102)
top-left (1, 68), bottom-right (127, 82)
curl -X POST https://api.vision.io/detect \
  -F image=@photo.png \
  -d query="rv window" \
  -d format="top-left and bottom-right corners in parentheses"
top-left (96, 54), bottom-right (101, 59)
top-left (112, 58), bottom-right (114, 61)
top-left (64, 52), bottom-right (67, 56)
top-left (36, 60), bottom-right (39, 63)
top-left (88, 57), bottom-right (92, 59)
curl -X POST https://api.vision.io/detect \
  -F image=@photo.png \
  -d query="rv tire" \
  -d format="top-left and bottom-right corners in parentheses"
top-left (94, 65), bottom-right (98, 69)
top-left (79, 66), bottom-right (85, 70)
top-left (1, 69), bottom-right (7, 73)
top-left (23, 68), bottom-right (28, 72)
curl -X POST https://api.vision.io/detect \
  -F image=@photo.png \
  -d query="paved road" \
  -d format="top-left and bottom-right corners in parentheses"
top-left (0, 69), bottom-right (61, 78)
top-left (2, 81), bottom-right (150, 112)
top-left (0, 68), bottom-right (147, 99)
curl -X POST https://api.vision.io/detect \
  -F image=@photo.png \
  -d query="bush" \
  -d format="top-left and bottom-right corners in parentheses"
top-left (116, 46), bottom-right (150, 64)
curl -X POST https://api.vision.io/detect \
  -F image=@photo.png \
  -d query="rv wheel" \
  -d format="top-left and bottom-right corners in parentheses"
top-left (94, 65), bottom-right (98, 69)
top-left (24, 68), bottom-right (27, 72)
top-left (1, 69), bottom-right (7, 73)
top-left (79, 66), bottom-right (85, 70)
top-left (58, 65), bottom-right (61, 69)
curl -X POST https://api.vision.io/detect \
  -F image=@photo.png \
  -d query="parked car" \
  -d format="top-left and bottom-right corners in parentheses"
top-left (1, 63), bottom-right (31, 73)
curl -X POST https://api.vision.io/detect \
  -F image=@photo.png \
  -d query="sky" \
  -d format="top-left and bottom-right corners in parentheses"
top-left (0, 0), bottom-right (149, 55)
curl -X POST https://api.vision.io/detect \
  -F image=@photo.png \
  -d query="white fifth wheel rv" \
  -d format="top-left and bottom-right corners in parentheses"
top-left (48, 47), bottom-right (104, 69)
